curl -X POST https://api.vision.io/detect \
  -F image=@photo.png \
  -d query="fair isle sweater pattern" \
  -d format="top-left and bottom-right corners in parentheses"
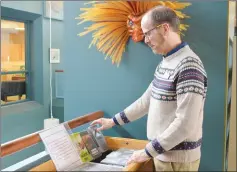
top-left (113, 45), bottom-right (207, 162)
top-left (152, 56), bottom-right (207, 102)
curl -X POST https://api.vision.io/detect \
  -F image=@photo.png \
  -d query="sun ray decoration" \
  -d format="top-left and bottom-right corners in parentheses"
top-left (76, 1), bottom-right (191, 66)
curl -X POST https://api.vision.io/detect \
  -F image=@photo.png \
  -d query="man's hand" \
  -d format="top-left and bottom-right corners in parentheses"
top-left (126, 149), bottom-right (151, 165)
top-left (90, 118), bottom-right (115, 132)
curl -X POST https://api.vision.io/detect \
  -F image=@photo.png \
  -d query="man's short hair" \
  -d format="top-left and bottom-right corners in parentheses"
top-left (149, 6), bottom-right (180, 32)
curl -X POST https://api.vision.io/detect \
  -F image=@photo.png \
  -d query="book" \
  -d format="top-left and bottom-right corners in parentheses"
top-left (79, 130), bottom-right (102, 159)
top-left (70, 132), bottom-right (93, 163)
top-left (87, 125), bottom-right (108, 153)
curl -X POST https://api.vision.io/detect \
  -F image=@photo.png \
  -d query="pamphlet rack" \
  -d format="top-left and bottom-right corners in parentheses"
top-left (1, 111), bottom-right (153, 171)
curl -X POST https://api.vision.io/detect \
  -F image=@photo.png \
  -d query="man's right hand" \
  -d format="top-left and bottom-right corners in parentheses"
top-left (90, 118), bottom-right (116, 132)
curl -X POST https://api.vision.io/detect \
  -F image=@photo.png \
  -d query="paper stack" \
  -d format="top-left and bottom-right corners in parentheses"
top-left (100, 148), bottom-right (135, 167)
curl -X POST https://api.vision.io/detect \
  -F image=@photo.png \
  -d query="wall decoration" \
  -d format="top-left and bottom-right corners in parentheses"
top-left (76, 1), bottom-right (191, 66)
top-left (45, 1), bottom-right (64, 20)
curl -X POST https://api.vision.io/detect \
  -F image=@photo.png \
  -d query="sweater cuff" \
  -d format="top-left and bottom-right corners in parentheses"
top-left (145, 139), bottom-right (166, 157)
top-left (144, 148), bottom-right (153, 158)
top-left (112, 117), bottom-right (119, 125)
top-left (113, 111), bottom-right (130, 125)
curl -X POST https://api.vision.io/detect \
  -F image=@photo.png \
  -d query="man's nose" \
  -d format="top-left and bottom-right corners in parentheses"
top-left (144, 36), bottom-right (149, 44)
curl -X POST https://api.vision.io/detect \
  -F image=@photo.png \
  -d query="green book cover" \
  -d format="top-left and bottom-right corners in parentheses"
top-left (70, 132), bottom-right (93, 162)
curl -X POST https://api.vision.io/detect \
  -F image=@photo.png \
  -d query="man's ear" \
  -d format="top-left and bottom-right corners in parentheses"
top-left (163, 23), bottom-right (170, 36)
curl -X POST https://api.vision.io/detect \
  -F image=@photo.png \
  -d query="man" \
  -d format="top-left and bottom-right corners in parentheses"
top-left (91, 6), bottom-right (207, 171)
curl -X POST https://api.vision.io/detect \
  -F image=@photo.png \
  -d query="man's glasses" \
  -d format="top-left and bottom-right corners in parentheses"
top-left (143, 24), bottom-right (163, 38)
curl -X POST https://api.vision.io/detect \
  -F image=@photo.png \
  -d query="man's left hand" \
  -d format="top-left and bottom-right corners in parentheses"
top-left (126, 149), bottom-right (151, 165)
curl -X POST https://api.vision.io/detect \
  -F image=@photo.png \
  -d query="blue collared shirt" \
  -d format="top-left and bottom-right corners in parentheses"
top-left (164, 42), bottom-right (188, 58)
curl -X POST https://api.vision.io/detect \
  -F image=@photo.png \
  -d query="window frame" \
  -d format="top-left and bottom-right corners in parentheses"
top-left (1, 17), bottom-right (31, 106)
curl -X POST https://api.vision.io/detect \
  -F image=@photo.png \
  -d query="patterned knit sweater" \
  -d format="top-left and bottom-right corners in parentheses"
top-left (113, 43), bottom-right (208, 162)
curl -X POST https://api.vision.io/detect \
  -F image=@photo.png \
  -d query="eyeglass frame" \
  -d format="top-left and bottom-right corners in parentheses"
top-left (143, 23), bottom-right (164, 38)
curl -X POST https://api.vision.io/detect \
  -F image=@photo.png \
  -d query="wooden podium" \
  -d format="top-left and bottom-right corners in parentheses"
top-left (1, 111), bottom-right (154, 171)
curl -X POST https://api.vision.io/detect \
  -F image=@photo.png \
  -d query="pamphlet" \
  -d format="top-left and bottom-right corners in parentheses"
top-left (39, 124), bottom-right (82, 171)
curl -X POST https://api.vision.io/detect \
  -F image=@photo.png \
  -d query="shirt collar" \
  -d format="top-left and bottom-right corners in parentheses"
top-left (163, 42), bottom-right (188, 58)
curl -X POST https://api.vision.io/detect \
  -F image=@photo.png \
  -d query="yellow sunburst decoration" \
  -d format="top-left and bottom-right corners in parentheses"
top-left (76, 1), bottom-right (191, 66)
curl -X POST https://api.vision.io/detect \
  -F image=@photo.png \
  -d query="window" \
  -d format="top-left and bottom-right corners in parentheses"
top-left (1, 19), bottom-right (30, 105)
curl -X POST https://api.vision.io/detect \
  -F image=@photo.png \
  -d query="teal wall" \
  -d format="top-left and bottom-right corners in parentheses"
top-left (63, 1), bottom-right (228, 171)
top-left (1, 1), bottom-right (64, 169)
top-left (1, 1), bottom-right (42, 14)
top-left (184, 2), bottom-right (229, 171)
top-left (1, 1), bottom-right (229, 171)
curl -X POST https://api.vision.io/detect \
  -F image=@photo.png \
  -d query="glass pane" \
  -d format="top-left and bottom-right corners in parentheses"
top-left (1, 19), bottom-right (26, 72)
top-left (1, 74), bottom-right (26, 104)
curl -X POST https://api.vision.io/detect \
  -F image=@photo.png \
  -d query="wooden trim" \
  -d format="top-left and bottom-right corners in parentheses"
top-left (29, 160), bottom-right (55, 172)
top-left (55, 70), bottom-right (64, 73)
top-left (228, 37), bottom-right (236, 171)
top-left (1, 111), bottom-right (104, 157)
top-left (67, 111), bottom-right (103, 129)
top-left (105, 136), bottom-right (149, 150)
